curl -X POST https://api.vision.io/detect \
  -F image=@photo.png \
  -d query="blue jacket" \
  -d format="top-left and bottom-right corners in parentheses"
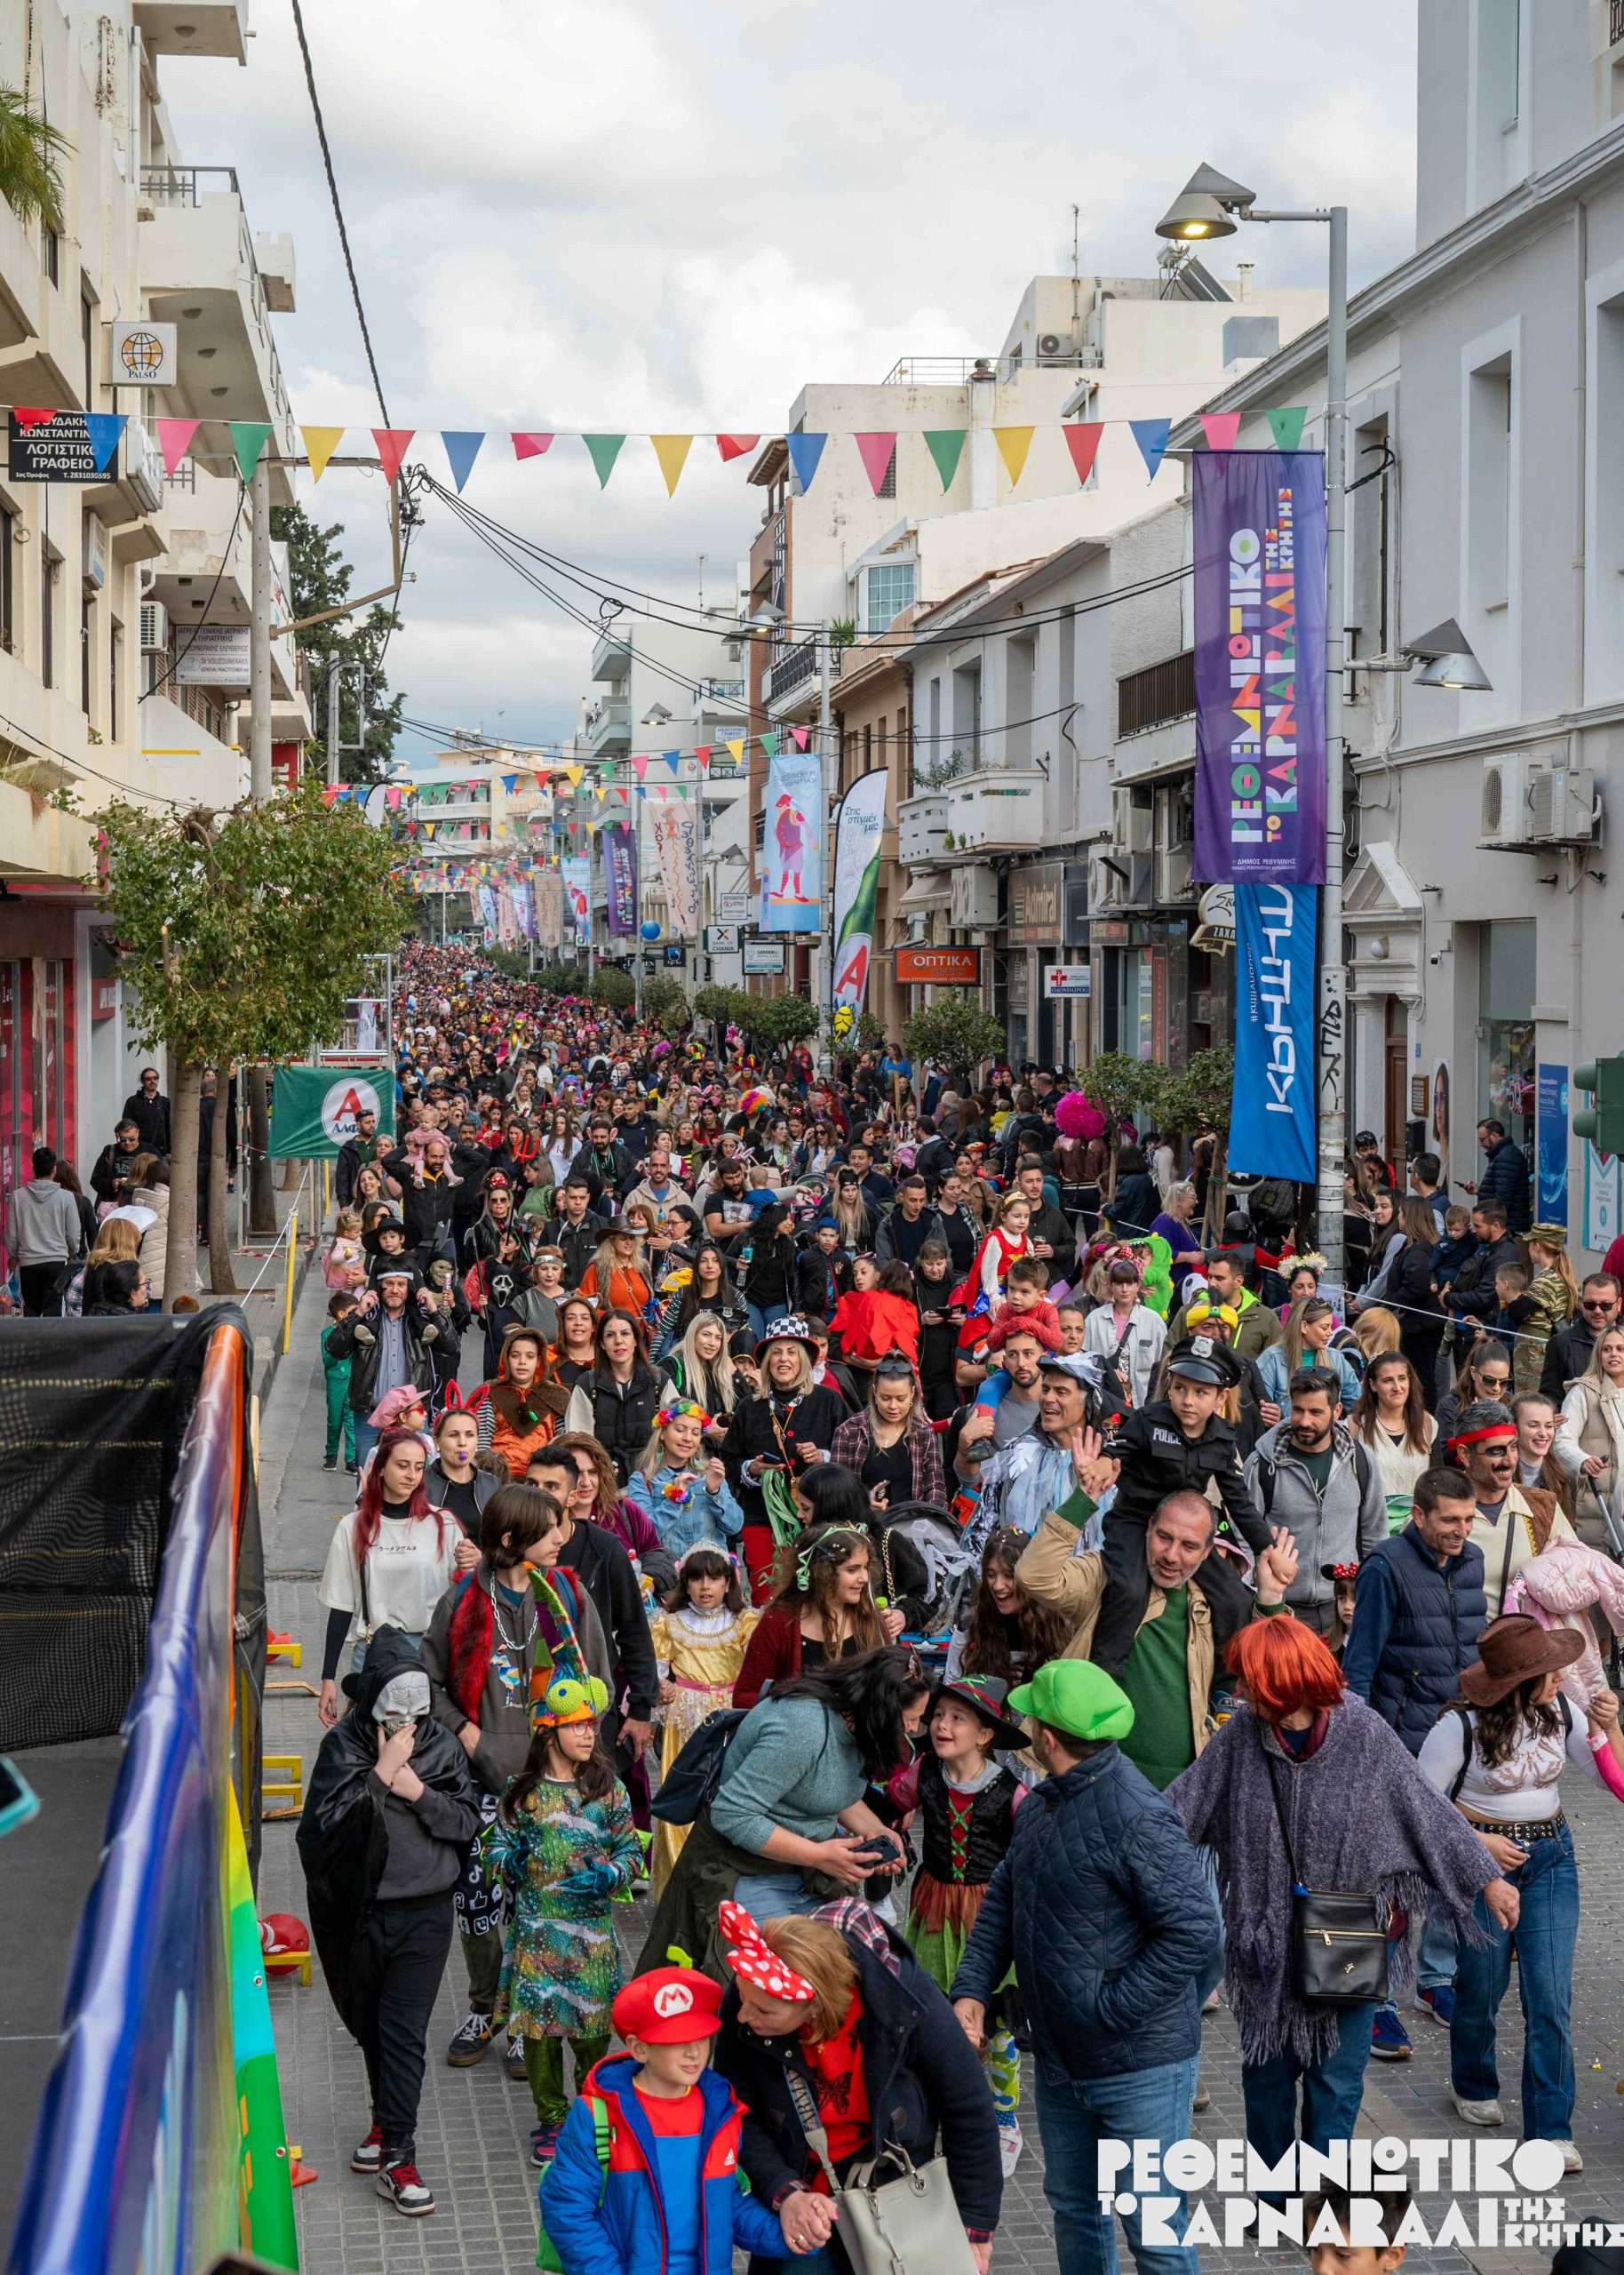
top-left (538, 2055), bottom-right (783, 2275)
top-left (1341, 1522), bottom-right (1487, 1756)
top-left (950, 1744), bottom-right (1220, 2085)
top-left (1477, 1136), bottom-right (1532, 1233)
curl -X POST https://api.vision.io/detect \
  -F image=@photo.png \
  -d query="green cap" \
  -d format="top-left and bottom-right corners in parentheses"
top-left (1007, 1659), bottom-right (1134, 1745)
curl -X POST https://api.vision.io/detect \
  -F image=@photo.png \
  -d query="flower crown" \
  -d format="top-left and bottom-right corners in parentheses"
top-left (656, 1398), bottom-right (712, 1429)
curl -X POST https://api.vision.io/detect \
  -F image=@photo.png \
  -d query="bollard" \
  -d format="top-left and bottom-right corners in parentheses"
top-left (282, 1209), bottom-right (298, 1353)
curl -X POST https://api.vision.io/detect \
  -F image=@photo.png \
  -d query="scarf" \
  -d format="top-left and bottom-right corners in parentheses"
top-left (1166, 1697), bottom-right (1495, 2064)
top-left (967, 1428), bottom-right (1074, 1557)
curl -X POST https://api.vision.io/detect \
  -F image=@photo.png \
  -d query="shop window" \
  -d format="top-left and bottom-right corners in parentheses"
top-left (1477, 918), bottom-right (1536, 1161)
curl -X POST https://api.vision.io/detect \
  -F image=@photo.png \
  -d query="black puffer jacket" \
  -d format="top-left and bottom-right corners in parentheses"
top-left (565, 1359), bottom-right (672, 1485)
top-left (379, 1151), bottom-right (459, 1251)
top-left (296, 1626), bottom-right (480, 2030)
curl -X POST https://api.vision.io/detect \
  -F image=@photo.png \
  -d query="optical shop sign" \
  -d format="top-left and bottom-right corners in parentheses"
top-left (1193, 450), bottom-right (1327, 885)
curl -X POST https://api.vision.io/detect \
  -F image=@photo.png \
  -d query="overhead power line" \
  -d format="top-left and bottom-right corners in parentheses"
top-left (290, 0), bottom-right (391, 428)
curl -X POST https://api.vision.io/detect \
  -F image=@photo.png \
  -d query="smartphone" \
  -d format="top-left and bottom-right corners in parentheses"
top-left (0, 1757), bottom-right (40, 1840)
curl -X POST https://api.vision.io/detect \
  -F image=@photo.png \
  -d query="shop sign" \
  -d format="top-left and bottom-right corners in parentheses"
top-left (91, 976), bottom-right (119, 1023)
top-left (705, 924), bottom-right (740, 953)
top-left (1007, 860), bottom-right (1064, 946)
top-left (664, 944), bottom-right (684, 965)
top-left (719, 889), bottom-right (750, 922)
top-left (893, 946), bottom-right (981, 986)
top-left (8, 411), bottom-right (100, 483)
top-left (1093, 919), bottom-right (1131, 946)
top-left (1043, 966), bottom-right (1093, 1000)
top-left (743, 939), bottom-right (785, 975)
top-left (174, 624), bottom-right (251, 690)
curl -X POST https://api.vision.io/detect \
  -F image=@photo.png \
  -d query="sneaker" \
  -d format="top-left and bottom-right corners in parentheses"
top-left (322, 1453), bottom-right (337, 1470)
top-left (349, 2125), bottom-right (383, 2175)
top-left (1370, 2006), bottom-right (1413, 2062)
top-left (1560, 2142), bottom-right (1584, 2174)
top-left (1416, 1984), bottom-right (1454, 2027)
top-left (1202, 1987), bottom-right (1222, 2015)
top-left (506, 2035), bottom-right (528, 2080)
top-left (530, 2122), bottom-right (564, 2167)
top-left (998, 2123), bottom-right (1023, 2177)
top-left (377, 2158), bottom-right (434, 2215)
top-left (446, 2010), bottom-right (495, 2068)
top-left (1446, 2080), bottom-right (1502, 2126)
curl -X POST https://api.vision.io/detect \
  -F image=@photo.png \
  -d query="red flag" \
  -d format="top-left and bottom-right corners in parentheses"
top-left (513, 432), bottom-right (554, 460)
top-left (12, 406), bottom-right (57, 431)
top-left (1063, 424), bottom-right (1104, 487)
top-left (715, 435), bottom-right (760, 462)
top-left (371, 427), bottom-right (415, 483)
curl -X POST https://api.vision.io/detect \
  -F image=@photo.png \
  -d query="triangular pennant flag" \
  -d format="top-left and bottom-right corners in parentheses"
top-left (993, 426), bottom-right (1035, 488)
top-left (372, 427), bottom-right (415, 484)
top-left (384, 786), bottom-right (402, 810)
top-left (156, 417), bottom-right (199, 475)
top-left (656, 784), bottom-right (668, 801)
top-left (664, 751), bottom-right (681, 773)
top-left (633, 755), bottom-right (649, 782)
top-left (636, 785), bottom-right (647, 799)
top-left (922, 429), bottom-right (967, 492)
top-left (760, 730), bottom-right (781, 759)
top-left (791, 726), bottom-right (810, 751)
top-left (1063, 423), bottom-right (1104, 488)
top-left (594, 784), bottom-right (608, 802)
top-left (649, 434), bottom-right (693, 496)
top-left (301, 425), bottom-right (345, 482)
top-left (677, 784), bottom-right (689, 800)
top-left (229, 421), bottom-right (273, 483)
top-left (84, 412), bottom-right (126, 475)
top-left (716, 435), bottom-right (760, 462)
top-left (786, 433), bottom-right (826, 492)
top-left (513, 432), bottom-right (554, 460)
top-left (695, 746), bottom-right (711, 766)
top-left (535, 771), bottom-right (548, 790)
top-left (442, 430), bottom-right (484, 493)
top-left (321, 786), bottom-right (341, 809)
top-left (617, 786), bottom-right (628, 802)
top-left (12, 406), bottom-right (56, 431)
top-left (501, 773), bottom-right (519, 793)
top-left (423, 820), bottom-right (437, 839)
top-left (583, 434), bottom-right (625, 488)
top-left (854, 432), bottom-right (897, 497)
top-left (565, 764), bottom-right (584, 786)
top-left (725, 739), bottom-right (744, 765)
top-left (1266, 407), bottom-right (1309, 451)
top-left (1201, 412), bottom-right (1242, 452)
top-left (1130, 417), bottom-right (1172, 480)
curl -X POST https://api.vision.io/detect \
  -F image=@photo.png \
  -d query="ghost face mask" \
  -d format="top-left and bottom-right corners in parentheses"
top-left (372, 1670), bottom-right (431, 1728)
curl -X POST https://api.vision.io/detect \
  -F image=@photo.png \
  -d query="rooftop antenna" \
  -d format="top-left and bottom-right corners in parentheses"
top-left (1071, 203), bottom-right (1081, 346)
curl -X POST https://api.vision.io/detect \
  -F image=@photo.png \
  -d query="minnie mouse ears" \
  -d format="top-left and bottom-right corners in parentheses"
top-left (719, 1902), bottom-right (814, 2004)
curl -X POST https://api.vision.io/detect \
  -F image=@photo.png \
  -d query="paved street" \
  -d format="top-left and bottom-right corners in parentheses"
top-left (258, 1271), bottom-right (1624, 2275)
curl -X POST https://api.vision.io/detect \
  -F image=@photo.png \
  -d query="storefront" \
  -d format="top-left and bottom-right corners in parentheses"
top-left (1006, 858), bottom-right (1093, 1069)
top-left (1091, 914), bottom-right (1207, 1071)
top-left (1477, 918), bottom-right (1537, 1166)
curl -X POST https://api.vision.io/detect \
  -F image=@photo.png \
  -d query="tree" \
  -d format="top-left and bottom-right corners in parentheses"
top-left (693, 983), bottom-right (743, 1031)
top-left (901, 997), bottom-right (1005, 1079)
top-left (1155, 1046), bottom-right (1236, 1238)
top-left (855, 1010), bottom-right (887, 1053)
top-left (640, 973), bottom-right (689, 1034)
top-left (0, 89), bottom-right (68, 233)
top-left (739, 994), bottom-right (820, 1052)
top-left (269, 504), bottom-right (405, 783)
top-left (589, 967), bottom-right (634, 1011)
top-left (96, 779), bottom-right (407, 1304)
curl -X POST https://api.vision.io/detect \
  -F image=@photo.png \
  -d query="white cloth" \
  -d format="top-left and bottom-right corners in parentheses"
top-left (1474, 1486), bottom-right (1577, 1617)
top-left (1081, 1302), bottom-right (1166, 1406)
top-left (318, 1509), bottom-right (459, 1648)
top-left (1417, 1700), bottom-right (1598, 1820)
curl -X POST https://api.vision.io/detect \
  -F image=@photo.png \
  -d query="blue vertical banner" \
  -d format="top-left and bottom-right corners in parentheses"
top-left (1230, 882), bottom-right (1318, 1183)
top-left (1537, 1062), bottom-right (1569, 1226)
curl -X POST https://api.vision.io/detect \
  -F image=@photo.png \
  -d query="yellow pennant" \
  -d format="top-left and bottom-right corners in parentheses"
top-left (649, 435), bottom-right (694, 497)
top-left (725, 738), bottom-right (745, 764)
top-left (993, 425), bottom-right (1035, 488)
top-left (594, 784), bottom-right (608, 801)
top-left (301, 425), bottom-right (346, 483)
top-left (566, 764), bottom-right (584, 787)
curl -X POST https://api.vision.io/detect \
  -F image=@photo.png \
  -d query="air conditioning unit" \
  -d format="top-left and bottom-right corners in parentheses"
top-left (82, 516), bottom-right (106, 594)
top-left (1111, 784), bottom-right (1154, 852)
top-left (950, 863), bottom-right (999, 929)
top-left (139, 600), bottom-right (169, 652)
top-left (1479, 753), bottom-right (1533, 847)
top-left (1157, 842), bottom-right (1195, 902)
top-left (1527, 764), bottom-right (1597, 845)
top-left (123, 418), bottom-right (163, 514)
top-left (1036, 331), bottom-right (1071, 362)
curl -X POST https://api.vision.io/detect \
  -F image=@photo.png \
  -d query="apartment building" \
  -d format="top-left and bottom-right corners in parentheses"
top-left (0, 0), bottom-right (303, 1193)
top-left (1164, 0), bottom-right (1624, 1260)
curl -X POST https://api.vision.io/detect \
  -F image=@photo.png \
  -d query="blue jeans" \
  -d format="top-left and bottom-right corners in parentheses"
top-left (746, 1300), bottom-right (789, 1345)
top-left (729, 1869), bottom-right (824, 1923)
top-left (1417, 1907), bottom-right (1456, 1991)
top-left (1451, 1823), bottom-right (1578, 2138)
top-left (1033, 2055), bottom-right (1199, 2275)
top-left (1196, 1848), bottom-right (1225, 2006)
top-left (353, 1417), bottom-right (380, 1473)
top-left (1241, 2003), bottom-right (1374, 2168)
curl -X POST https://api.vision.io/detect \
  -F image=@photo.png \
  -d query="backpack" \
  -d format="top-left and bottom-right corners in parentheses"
top-left (1255, 1437), bottom-right (1373, 1517)
top-left (649, 1705), bottom-right (751, 1825)
top-left (537, 2092), bottom-right (613, 2272)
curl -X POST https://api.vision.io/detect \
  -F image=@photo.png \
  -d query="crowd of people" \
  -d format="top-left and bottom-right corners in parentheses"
top-left (285, 942), bottom-right (1624, 2274)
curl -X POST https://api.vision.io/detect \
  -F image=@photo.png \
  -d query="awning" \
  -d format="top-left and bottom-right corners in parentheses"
top-left (898, 873), bottom-right (952, 913)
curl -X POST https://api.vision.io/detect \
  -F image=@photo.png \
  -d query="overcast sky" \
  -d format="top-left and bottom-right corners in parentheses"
top-left (163, 0), bottom-right (1417, 760)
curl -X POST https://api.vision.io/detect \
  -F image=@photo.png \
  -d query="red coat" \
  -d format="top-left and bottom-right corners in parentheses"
top-left (827, 1288), bottom-right (919, 1366)
top-left (732, 1602), bottom-right (803, 1709)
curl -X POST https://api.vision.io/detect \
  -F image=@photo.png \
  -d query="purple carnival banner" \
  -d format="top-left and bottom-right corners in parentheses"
top-left (603, 821), bottom-right (638, 937)
top-left (1193, 450), bottom-right (1326, 885)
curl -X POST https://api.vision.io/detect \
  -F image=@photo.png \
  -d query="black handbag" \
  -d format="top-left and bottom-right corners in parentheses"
top-left (1267, 1758), bottom-right (1389, 2007)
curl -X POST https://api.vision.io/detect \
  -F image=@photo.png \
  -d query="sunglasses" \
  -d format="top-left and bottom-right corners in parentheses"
top-left (1581, 1299), bottom-right (1618, 1313)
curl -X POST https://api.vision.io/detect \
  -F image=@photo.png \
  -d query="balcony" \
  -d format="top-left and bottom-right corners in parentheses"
top-left (585, 698), bottom-right (630, 754)
top-left (149, 465), bottom-right (252, 624)
top-left (768, 636), bottom-right (817, 707)
top-left (944, 767), bottom-right (1047, 854)
top-left (592, 629), bottom-right (632, 682)
top-left (898, 790), bottom-right (951, 866)
top-left (132, 1), bottom-right (249, 60)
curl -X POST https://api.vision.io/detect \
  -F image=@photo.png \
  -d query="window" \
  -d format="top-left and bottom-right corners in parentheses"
top-left (1349, 416), bottom-right (1391, 658)
top-left (1461, 332), bottom-right (1517, 706)
top-left (1469, 0), bottom-right (1525, 208)
top-left (1005, 635), bottom-right (1035, 767)
top-left (40, 549), bottom-right (54, 689)
top-left (951, 661), bottom-right (982, 764)
top-left (861, 562), bottom-right (913, 634)
top-left (42, 228), bottom-right (58, 287)
top-left (0, 506), bottom-right (12, 653)
top-left (81, 590), bottom-right (92, 715)
top-left (109, 619), bottom-right (122, 742)
top-left (1477, 919), bottom-right (1536, 1167)
top-left (1586, 267), bottom-right (1624, 697)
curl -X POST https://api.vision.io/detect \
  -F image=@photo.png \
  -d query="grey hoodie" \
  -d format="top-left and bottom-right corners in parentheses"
top-left (1242, 1419), bottom-right (1387, 1613)
top-left (5, 1177), bottom-right (83, 1267)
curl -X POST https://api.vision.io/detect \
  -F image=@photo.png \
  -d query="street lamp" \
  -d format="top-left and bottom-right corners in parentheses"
top-left (1158, 161), bottom-right (1353, 1289)
top-left (1349, 617), bottom-right (1494, 693)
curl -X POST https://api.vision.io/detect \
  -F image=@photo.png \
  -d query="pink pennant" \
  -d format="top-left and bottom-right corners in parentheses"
top-left (715, 435), bottom-right (760, 462)
top-left (372, 427), bottom-right (415, 483)
top-left (854, 431), bottom-right (897, 497)
top-left (157, 417), bottom-right (201, 475)
top-left (513, 432), bottom-right (554, 460)
top-left (791, 726), bottom-right (811, 751)
top-left (632, 755), bottom-right (649, 782)
top-left (1201, 412), bottom-right (1242, 451)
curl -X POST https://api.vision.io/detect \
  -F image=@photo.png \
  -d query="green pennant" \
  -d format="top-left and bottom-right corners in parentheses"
top-left (759, 729), bottom-right (781, 760)
top-left (229, 420), bottom-right (273, 483)
top-left (1265, 407), bottom-right (1308, 452)
top-left (922, 429), bottom-right (967, 491)
top-left (583, 434), bottom-right (626, 488)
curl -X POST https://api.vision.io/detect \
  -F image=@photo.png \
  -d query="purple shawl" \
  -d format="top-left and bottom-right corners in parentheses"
top-left (1166, 1696), bottom-right (1497, 2063)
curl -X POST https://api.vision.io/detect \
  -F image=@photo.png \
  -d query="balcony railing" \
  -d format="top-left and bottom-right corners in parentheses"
top-left (1117, 648), bottom-right (1196, 738)
top-left (140, 165), bottom-right (241, 208)
top-left (768, 637), bottom-right (817, 703)
top-left (1613, 0), bottom-right (1624, 47)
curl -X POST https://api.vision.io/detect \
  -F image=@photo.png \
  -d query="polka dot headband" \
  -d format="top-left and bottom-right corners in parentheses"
top-left (718, 1901), bottom-right (814, 2004)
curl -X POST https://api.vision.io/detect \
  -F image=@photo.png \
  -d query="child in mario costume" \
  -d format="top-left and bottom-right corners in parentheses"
top-left (537, 1964), bottom-right (812, 2275)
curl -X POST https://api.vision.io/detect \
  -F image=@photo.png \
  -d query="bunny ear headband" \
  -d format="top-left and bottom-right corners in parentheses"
top-left (437, 1381), bottom-right (490, 1419)
top-left (718, 1902), bottom-right (814, 2004)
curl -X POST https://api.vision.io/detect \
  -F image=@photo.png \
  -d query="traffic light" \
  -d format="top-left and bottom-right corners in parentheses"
top-left (1573, 1058), bottom-right (1624, 1155)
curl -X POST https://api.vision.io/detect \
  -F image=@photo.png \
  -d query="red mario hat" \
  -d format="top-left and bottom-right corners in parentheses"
top-left (611, 1966), bottom-right (723, 2045)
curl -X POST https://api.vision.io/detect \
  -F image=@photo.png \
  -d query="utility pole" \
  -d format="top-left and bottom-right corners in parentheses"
top-left (1317, 206), bottom-right (1349, 1290)
top-left (247, 446), bottom-right (276, 1232)
top-left (818, 629), bottom-right (835, 1058)
top-left (325, 654), bottom-right (343, 786)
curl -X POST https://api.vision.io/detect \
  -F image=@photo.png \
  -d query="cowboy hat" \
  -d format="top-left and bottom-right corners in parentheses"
top-left (1459, 1613), bottom-right (1586, 1707)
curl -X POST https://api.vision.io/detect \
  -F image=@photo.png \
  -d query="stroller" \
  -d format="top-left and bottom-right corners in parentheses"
top-left (869, 1500), bottom-right (982, 1651)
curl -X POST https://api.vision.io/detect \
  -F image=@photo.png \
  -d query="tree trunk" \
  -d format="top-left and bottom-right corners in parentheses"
top-left (164, 1061), bottom-right (203, 1310)
top-left (208, 1062), bottom-right (237, 1293)
top-left (248, 1064), bottom-right (275, 1233)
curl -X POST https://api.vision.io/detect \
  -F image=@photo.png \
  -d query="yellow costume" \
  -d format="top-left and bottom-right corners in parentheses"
top-left (648, 1602), bottom-right (760, 1895)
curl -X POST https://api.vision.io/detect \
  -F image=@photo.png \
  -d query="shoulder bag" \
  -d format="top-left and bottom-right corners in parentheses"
top-left (1266, 1755), bottom-right (1389, 2007)
top-left (784, 2066), bottom-right (978, 2275)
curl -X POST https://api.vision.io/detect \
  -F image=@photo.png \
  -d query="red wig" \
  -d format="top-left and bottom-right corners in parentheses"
top-left (353, 1426), bottom-right (443, 1564)
top-left (1225, 1616), bottom-right (1345, 1723)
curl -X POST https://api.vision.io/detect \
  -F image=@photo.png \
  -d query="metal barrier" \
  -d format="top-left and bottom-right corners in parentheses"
top-left (236, 1160), bottom-right (317, 1353)
top-left (6, 1320), bottom-right (298, 2275)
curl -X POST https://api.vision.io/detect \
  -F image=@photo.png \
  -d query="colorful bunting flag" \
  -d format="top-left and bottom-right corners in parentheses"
top-left (1266, 407), bottom-right (1309, 451)
top-left (1062, 423), bottom-right (1104, 488)
top-left (229, 421), bottom-right (273, 482)
top-left (565, 764), bottom-right (585, 787)
top-left (84, 412), bottom-right (126, 475)
top-left (583, 434), bottom-right (625, 488)
top-left (513, 433), bottom-right (554, 460)
top-left (695, 746), bottom-right (711, 766)
top-left (854, 432), bottom-right (897, 497)
top-left (994, 426), bottom-right (1035, 488)
top-left (12, 406), bottom-right (55, 431)
top-left (760, 729), bottom-right (781, 760)
top-left (650, 434), bottom-right (693, 496)
top-left (786, 433), bottom-right (826, 492)
top-left (156, 417), bottom-right (199, 475)
top-left (725, 739), bottom-right (744, 766)
top-left (442, 430), bottom-right (484, 492)
top-left (663, 751), bottom-right (681, 773)
top-left (791, 726), bottom-right (810, 752)
top-left (633, 755), bottom-right (649, 782)
top-left (372, 428), bottom-right (415, 483)
top-left (922, 429), bottom-right (967, 491)
top-left (716, 435), bottom-right (760, 462)
top-left (1129, 418), bottom-right (1172, 480)
top-left (302, 425), bottom-right (345, 482)
top-left (1200, 412), bottom-right (1242, 451)
top-left (501, 773), bottom-right (519, 792)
